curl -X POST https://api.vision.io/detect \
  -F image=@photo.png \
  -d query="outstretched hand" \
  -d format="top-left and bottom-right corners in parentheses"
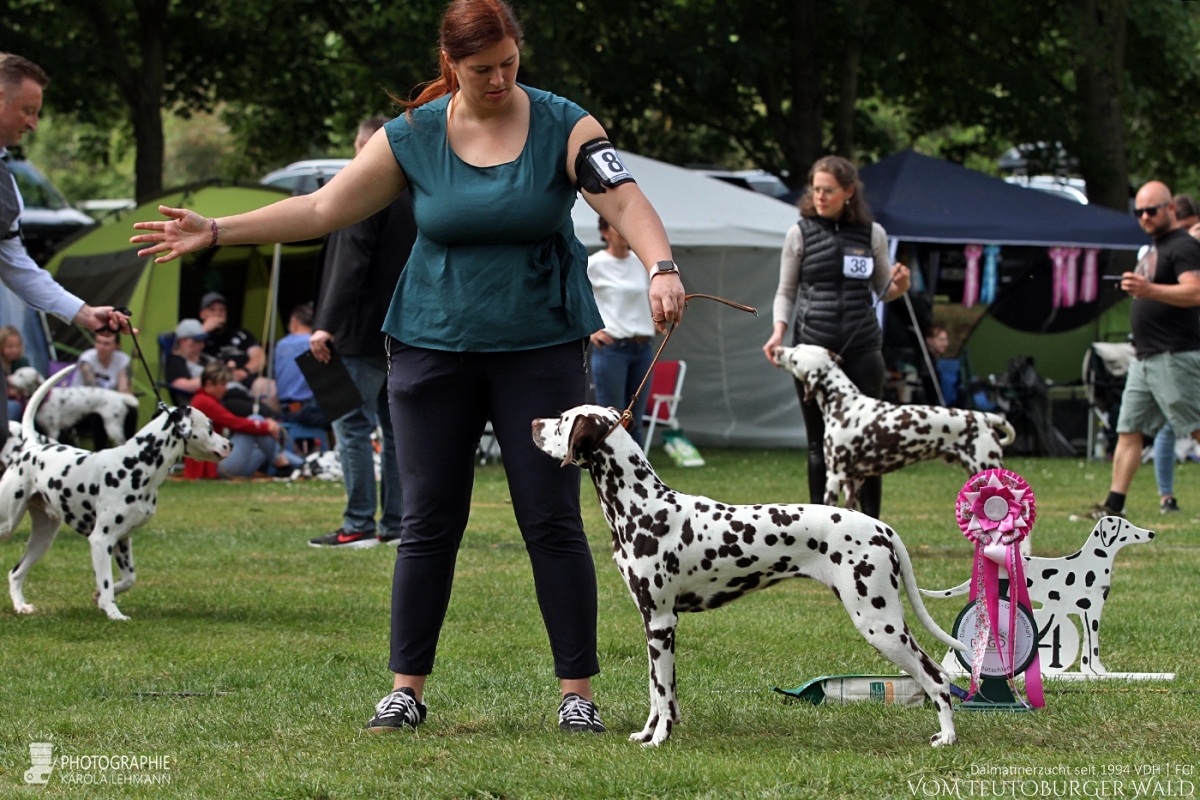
top-left (131, 206), bottom-right (212, 263)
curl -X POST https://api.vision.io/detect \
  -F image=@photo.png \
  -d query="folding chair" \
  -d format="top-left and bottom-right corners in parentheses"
top-left (642, 360), bottom-right (686, 454)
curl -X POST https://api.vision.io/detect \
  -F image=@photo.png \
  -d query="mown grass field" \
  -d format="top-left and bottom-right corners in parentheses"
top-left (0, 450), bottom-right (1196, 799)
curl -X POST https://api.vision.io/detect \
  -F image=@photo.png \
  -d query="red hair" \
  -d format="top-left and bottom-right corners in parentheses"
top-left (404, 0), bottom-right (524, 115)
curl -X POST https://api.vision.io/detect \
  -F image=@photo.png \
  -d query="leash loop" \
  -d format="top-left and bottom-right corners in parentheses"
top-left (600, 293), bottom-right (757, 444)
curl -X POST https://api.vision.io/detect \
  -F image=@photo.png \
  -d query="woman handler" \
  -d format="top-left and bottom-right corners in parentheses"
top-left (133, 0), bottom-right (685, 735)
top-left (761, 156), bottom-right (909, 518)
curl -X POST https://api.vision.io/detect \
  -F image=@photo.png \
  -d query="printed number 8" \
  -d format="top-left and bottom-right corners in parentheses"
top-left (602, 151), bottom-right (624, 173)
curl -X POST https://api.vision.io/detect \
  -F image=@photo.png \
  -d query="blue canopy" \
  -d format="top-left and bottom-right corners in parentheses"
top-left (860, 150), bottom-right (1149, 250)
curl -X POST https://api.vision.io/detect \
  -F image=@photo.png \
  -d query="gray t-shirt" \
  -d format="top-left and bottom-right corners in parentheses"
top-left (77, 348), bottom-right (131, 390)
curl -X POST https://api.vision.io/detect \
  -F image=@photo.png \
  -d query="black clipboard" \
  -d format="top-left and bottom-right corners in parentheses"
top-left (294, 349), bottom-right (364, 423)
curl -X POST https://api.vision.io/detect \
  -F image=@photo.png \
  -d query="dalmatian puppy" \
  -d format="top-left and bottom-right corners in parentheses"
top-left (774, 345), bottom-right (1016, 511)
top-left (0, 366), bottom-right (230, 620)
top-left (532, 405), bottom-right (967, 747)
top-left (9, 366), bottom-right (140, 446)
top-left (921, 517), bottom-right (1154, 675)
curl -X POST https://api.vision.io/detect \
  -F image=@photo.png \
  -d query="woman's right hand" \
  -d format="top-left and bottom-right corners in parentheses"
top-left (589, 330), bottom-right (614, 349)
top-left (131, 206), bottom-right (212, 263)
top-left (762, 325), bottom-right (786, 366)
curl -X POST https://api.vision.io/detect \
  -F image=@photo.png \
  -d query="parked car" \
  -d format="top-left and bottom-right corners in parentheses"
top-left (1004, 175), bottom-right (1088, 205)
top-left (3, 155), bottom-right (96, 265)
top-left (260, 159), bottom-right (351, 196)
top-left (686, 166), bottom-right (792, 201)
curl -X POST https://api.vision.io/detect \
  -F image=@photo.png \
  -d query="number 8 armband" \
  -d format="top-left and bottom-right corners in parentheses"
top-left (574, 138), bottom-right (637, 194)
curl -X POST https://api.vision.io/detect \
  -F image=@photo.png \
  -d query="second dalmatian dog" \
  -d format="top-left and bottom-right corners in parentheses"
top-left (774, 345), bottom-right (1015, 510)
top-left (8, 366), bottom-right (140, 445)
top-left (0, 366), bottom-right (230, 620)
top-left (532, 405), bottom-right (966, 747)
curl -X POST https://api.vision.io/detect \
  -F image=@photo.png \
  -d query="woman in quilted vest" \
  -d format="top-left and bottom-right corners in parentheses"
top-left (762, 156), bottom-right (910, 518)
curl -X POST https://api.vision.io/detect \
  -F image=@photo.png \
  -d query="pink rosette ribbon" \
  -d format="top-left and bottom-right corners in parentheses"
top-left (955, 469), bottom-right (1044, 707)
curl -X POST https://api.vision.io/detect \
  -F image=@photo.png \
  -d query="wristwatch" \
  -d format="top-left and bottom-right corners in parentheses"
top-left (650, 260), bottom-right (679, 278)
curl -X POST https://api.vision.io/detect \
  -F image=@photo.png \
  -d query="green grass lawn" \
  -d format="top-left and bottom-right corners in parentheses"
top-left (0, 450), bottom-right (1197, 798)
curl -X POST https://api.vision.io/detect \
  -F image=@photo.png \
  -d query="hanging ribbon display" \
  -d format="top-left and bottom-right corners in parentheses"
top-left (979, 245), bottom-right (1000, 304)
top-left (955, 470), bottom-right (1045, 708)
top-left (1080, 248), bottom-right (1100, 303)
top-left (1061, 247), bottom-right (1081, 307)
top-left (1048, 248), bottom-right (1067, 308)
top-left (963, 244), bottom-right (983, 308)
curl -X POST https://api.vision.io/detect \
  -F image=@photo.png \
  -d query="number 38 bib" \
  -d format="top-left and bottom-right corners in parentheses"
top-left (842, 247), bottom-right (872, 280)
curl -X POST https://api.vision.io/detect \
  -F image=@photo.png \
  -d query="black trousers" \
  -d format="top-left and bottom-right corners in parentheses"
top-left (795, 348), bottom-right (886, 519)
top-left (386, 338), bottom-right (599, 679)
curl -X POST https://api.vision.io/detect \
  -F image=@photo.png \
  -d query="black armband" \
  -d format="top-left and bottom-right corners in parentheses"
top-left (574, 138), bottom-right (636, 194)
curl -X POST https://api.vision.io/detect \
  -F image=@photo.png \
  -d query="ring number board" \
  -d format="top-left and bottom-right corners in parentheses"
top-left (952, 597), bottom-right (1038, 678)
top-left (842, 247), bottom-right (872, 280)
top-left (586, 145), bottom-right (632, 186)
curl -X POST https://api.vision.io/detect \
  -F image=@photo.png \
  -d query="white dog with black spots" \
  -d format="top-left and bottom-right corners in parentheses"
top-left (0, 366), bottom-right (230, 620)
top-left (532, 405), bottom-right (967, 747)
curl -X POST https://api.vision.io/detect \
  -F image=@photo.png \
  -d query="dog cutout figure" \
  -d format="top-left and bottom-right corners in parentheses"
top-left (8, 366), bottom-right (140, 446)
top-left (532, 405), bottom-right (967, 747)
top-left (921, 517), bottom-right (1154, 676)
top-left (774, 345), bottom-right (1015, 511)
top-left (0, 366), bottom-right (230, 620)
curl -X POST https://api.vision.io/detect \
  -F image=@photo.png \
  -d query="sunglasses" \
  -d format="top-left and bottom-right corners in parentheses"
top-left (1135, 202), bottom-right (1168, 217)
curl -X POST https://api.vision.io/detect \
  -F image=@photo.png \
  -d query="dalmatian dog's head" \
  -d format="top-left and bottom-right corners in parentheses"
top-left (773, 344), bottom-right (838, 403)
top-left (165, 406), bottom-right (231, 462)
top-left (1091, 516), bottom-right (1155, 550)
top-left (532, 405), bottom-right (625, 467)
top-left (7, 366), bottom-right (45, 397)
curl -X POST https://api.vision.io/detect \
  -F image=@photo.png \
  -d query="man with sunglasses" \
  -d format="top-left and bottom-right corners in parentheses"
top-left (1092, 181), bottom-right (1200, 519)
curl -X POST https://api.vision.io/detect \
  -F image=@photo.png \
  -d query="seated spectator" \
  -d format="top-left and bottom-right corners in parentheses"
top-left (189, 362), bottom-right (302, 479)
top-left (77, 328), bottom-right (138, 446)
top-left (1, 325), bottom-right (31, 422)
top-left (273, 303), bottom-right (327, 431)
top-left (164, 318), bottom-right (210, 403)
top-left (920, 324), bottom-right (950, 406)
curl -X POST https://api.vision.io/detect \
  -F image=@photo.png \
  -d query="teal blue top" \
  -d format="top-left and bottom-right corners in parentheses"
top-left (381, 85), bottom-right (605, 352)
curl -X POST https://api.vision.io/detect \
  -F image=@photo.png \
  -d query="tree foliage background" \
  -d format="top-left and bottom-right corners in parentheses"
top-left (3, 0), bottom-right (1198, 208)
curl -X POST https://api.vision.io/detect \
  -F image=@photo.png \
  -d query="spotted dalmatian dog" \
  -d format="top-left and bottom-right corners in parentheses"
top-left (774, 345), bottom-right (1015, 510)
top-left (532, 405), bottom-right (967, 747)
top-left (0, 366), bottom-right (230, 620)
top-left (921, 517), bottom-right (1154, 675)
top-left (9, 366), bottom-right (141, 446)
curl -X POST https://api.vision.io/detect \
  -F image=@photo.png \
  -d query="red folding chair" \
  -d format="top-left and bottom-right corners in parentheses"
top-left (643, 360), bottom-right (686, 454)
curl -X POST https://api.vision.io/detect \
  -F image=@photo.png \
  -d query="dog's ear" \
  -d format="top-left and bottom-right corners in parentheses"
top-left (167, 406), bottom-right (192, 439)
top-left (564, 413), bottom-right (609, 467)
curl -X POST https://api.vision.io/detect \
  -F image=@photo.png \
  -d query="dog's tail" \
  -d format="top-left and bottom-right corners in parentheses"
top-left (918, 579), bottom-right (970, 600)
top-left (893, 534), bottom-right (967, 652)
top-left (22, 364), bottom-right (76, 441)
top-left (122, 393), bottom-right (140, 408)
top-left (984, 413), bottom-right (1016, 447)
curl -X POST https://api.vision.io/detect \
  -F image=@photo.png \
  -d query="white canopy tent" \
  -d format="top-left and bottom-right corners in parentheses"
top-left (571, 153), bottom-right (807, 447)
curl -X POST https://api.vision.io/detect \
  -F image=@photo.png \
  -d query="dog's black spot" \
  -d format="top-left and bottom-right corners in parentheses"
top-left (871, 596), bottom-right (887, 609)
top-left (1065, 572), bottom-right (1076, 586)
top-left (1042, 569), bottom-right (1059, 579)
top-left (1094, 548), bottom-right (1107, 559)
top-left (1085, 570), bottom-right (1096, 587)
top-left (818, 541), bottom-right (828, 554)
top-left (764, 534), bottom-right (778, 547)
top-left (115, 515), bottom-right (124, 525)
top-left (1076, 598), bottom-right (1091, 610)
top-left (723, 532), bottom-right (738, 545)
top-left (830, 551), bottom-right (842, 564)
top-left (1048, 590), bottom-right (1061, 601)
top-left (807, 538), bottom-right (818, 550)
top-left (13, 490), bottom-right (22, 499)
top-left (855, 580), bottom-right (867, 597)
top-left (885, 625), bottom-right (895, 634)
top-left (831, 513), bottom-right (841, 523)
top-left (680, 519), bottom-right (694, 545)
top-left (705, 590), bottom-right (744, 609)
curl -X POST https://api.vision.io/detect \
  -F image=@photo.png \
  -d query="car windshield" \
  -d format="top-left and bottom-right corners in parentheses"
top-left (5, 159), bottom-right (69, 211)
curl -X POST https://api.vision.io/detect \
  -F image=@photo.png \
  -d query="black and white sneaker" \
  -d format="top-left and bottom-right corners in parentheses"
top-left (558, 692), bottom-right (605, 733)
top-left (308, 529), bottom-right (379, 549)
top-left (1161, 496), bottom-right (1181, 515)
top-left (366, 687), bottom-right (427, 732)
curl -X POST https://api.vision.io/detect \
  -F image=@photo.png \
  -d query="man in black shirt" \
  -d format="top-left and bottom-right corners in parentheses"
top-left (307, 116), bottom-right (418, 549)
top-left (1092, 181), bottom-right (1200, 519)
top-left (199, 291), bottom-right (264, 384)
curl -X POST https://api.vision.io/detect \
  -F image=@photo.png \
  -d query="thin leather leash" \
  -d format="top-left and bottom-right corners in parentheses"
top-left (601, 293), bottom-right (757, 443)
top-left (107, 306), bottom-right (170, 415)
